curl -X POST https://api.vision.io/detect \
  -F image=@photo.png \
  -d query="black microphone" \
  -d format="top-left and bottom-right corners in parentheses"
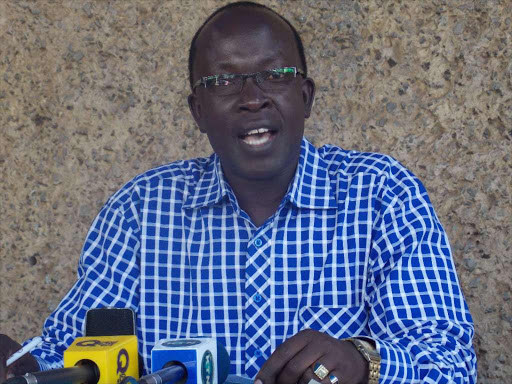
top-left (2, 363), bottom-right (98, 384)
top-left (138, 365), bottom-right (185, 384)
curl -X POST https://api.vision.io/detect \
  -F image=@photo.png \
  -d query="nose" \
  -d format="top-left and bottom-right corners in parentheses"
top-left (238, 77), bottom-right (271, 112)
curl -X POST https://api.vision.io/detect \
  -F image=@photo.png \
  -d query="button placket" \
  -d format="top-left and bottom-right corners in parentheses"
top-left (245, 231), bottom-right (272, 377)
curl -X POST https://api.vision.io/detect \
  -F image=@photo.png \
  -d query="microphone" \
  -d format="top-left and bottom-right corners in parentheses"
top-left (141, 338), bottom-right (230, 384)
top-left (2, 364), bottom-right (97, 384)
top-left (3, 335), bottom-right (139, 384)
top-left (137, 365), bottom-right (185, 384)
top-left (65, 335), bottom-right (139, 383)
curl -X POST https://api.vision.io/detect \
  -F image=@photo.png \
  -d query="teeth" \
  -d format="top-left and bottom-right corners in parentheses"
top-left (243, 133), bottom-right (271, 146)
top-left (245, 128), bottom-right (270, 136)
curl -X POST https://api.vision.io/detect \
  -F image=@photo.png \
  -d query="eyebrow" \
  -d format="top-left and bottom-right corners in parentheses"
top-left (211, 54), bottom-right (285, 74)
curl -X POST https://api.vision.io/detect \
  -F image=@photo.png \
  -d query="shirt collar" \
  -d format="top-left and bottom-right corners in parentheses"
top-left (183, 137), bottom-right (337, 210)
top-left (286, 137), bottom-right (338, 209)
top-left (182, 153), bottom-right (230, 209)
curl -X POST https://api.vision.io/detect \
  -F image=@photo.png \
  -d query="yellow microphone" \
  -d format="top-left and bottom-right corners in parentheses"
top-left (3, 336), bottom-right (139, 384)
top-left (64, 335), bottom-right (139, 384)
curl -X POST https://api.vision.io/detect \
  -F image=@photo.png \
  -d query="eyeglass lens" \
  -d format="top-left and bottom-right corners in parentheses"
top-left (205, 69), bottom-right (298, 96)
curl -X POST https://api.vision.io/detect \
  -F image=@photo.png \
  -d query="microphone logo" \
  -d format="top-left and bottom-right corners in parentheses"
top-left (162, 339), bottom-right (201, 347)
top-left (76, 339), bottom-right (118, 347)
top-left (201, 350), bottom-right (214, 384)
top-left (117, 349), bottom-right (129, 375)
top-left (116, 348), bottom-right (130, 384)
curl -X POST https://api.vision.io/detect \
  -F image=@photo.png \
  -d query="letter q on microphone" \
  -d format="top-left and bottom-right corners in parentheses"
top-left (151, 338), bottom-right (227, 384)
top-left (64, 335), bottom-right (139, 384)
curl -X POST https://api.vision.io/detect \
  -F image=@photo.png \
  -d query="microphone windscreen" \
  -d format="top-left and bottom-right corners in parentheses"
top-left (216, 343), bottom-right (231, 384)
top-left (85, 308), bottom-right (136, 336)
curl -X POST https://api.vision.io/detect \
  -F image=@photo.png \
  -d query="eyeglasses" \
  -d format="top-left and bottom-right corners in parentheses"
top-left (192, 67), bottom-right (305, 96)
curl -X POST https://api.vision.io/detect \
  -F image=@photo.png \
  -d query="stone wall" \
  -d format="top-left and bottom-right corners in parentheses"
top-left (0, 1), bottom-right (510, 382)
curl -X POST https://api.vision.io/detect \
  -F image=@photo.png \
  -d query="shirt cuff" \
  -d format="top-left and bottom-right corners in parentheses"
top-left (373, 339), bottom-right (415, 384)
top-left (34, 355), bottom-right (53, 372)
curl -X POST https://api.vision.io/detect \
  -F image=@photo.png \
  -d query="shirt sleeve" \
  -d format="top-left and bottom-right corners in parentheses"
top-left (29, 189), bottom-right (141, 370)
top-left (366, 162), bottom-right (477, 383)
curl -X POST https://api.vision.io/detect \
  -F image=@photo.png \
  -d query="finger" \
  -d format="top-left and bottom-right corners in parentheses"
top-left (256, 329), bottom-right (317, 384)
top-left (299, 380), bottom-right (322, 384)
top-left (304, 340), bottom-right (368, 384)
top-left (0, 336), bottom-right (21, 381)
top-left (297, 339), bottom-right (358, 384)
top-left (9, 353), bottom-right (40, 378)
top-left (8, 359), bottom-right (27, 377)
top-left (310, 352), bottom-right (342, 380)
top-left (297, 366), bottom-right (318, 384)
top-left (324, 371), bottom-right (341, 384)
top-left (299, 368), bottom-right (342, 384)
top-left (275, 341), bottom-right (328, 384)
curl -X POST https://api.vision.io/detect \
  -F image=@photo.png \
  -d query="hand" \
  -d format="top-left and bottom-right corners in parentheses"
top-left (0, 334), bottom-right (40, 381)
top-left (255, 329), bottom-right (369, 384)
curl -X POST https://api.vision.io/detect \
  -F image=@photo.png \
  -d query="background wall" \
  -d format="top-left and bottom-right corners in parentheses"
top-left (0, 0), bottom-right (510, 382)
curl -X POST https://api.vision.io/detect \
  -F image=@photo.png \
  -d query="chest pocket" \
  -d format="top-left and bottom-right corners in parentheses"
top-left (299, 305), bottom-right (370, 339)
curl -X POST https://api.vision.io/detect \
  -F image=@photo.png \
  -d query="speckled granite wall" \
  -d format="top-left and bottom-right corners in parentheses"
top-left (0, 0), bottom-right (510, 382)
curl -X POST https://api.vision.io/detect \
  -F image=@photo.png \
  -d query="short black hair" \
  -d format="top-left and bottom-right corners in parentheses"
top-left (188, 1), bottom-right (307, 89)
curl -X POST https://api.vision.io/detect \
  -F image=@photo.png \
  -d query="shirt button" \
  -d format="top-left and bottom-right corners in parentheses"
top-left (254, 349), bottom-right (262, 358)
top-left (253, 293), bottom-right (262, 303)
top-left (254, 238), bottom-right (263, 247)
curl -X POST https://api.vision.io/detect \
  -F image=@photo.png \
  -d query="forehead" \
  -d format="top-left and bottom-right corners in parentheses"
top-left (194, 8), bottom-right (300, 75)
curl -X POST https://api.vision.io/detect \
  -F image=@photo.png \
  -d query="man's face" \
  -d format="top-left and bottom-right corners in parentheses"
top-left (188, 9), bottom-right (315, 184)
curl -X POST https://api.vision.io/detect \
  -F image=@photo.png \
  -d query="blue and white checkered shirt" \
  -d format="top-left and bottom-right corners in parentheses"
top-left (31, 137), bottom-right (476, 383)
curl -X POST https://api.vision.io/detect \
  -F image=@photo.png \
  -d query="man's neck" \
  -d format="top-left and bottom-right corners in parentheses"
top-left (225, 167), bottom-right (297, 228)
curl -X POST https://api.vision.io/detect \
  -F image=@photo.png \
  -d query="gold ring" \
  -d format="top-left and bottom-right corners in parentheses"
top-left (329, 374), bottom-right (339, 384)
top-left (313, 363), bottom-right (329, 380)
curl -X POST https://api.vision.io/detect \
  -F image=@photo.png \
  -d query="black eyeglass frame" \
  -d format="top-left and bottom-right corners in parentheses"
top-left (192, 66), bottom-right (305, 94)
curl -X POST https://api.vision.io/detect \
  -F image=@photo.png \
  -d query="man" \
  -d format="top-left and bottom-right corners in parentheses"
top-left (0, 2), bottom-right (476, 383)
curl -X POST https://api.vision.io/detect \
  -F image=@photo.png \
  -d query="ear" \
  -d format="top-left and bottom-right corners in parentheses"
top-left (187, 92), bottom-right (206, 133)
top-left (301, 77), bottom-right (316, 118)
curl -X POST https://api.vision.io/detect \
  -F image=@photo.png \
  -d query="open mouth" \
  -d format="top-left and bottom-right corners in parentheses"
top-left (239, 128), bottom-right (277, 146)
